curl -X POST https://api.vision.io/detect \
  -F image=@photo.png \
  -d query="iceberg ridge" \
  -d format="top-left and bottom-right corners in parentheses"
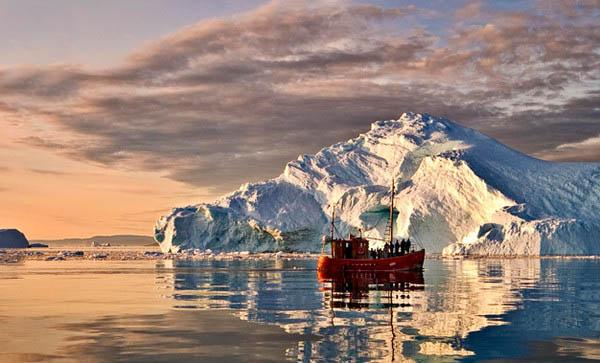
top-left (155, 112), bottom-right (600, 256)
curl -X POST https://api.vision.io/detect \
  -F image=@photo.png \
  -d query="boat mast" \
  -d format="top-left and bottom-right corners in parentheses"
top-left (389, 180), bottom-right (394, 244)
top-left (330, 205), bottom-right (335, 241)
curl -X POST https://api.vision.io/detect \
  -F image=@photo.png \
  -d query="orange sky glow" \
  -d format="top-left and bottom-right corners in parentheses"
top-left (0, 131), bottom-right (210, 239)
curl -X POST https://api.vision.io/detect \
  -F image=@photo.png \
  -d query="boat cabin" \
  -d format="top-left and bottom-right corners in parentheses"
top-left (331, 235), bottom-right (369, 259)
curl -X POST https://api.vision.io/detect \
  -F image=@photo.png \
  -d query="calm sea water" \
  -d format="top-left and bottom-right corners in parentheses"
top-left (1, 258), bottom-right (599, 362)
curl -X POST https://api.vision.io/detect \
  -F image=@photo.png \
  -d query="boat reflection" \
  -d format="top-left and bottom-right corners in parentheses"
top-left (317, 269), bottom-right (426, 361)
top-left (318, 270), bottom-right (424, 310)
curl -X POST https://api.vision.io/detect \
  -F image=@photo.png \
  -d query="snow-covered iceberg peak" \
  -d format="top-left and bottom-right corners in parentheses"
top-left (155, 112), bottom-right (600, 256)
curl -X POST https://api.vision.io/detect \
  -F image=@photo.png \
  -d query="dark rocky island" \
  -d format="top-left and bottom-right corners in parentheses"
top-left (0, 229), bottom-right (29, 249)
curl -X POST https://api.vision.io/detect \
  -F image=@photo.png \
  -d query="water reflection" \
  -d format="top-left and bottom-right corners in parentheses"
top-left (318, 270), bottom-right (424, 310)
top-left (462, 258), bottom-right (600, 362)
top-left (2, 258), bottom-right (599, 362)
top-left (319, 270), bottom-right (425, 362)
top-left (154, 258), bottom-right (554, 361)
top-left (0, 261), bottom-right (307, 363)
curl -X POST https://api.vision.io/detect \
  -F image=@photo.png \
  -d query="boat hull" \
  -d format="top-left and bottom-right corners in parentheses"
top-left (317, 249), bottom-right (425, 274)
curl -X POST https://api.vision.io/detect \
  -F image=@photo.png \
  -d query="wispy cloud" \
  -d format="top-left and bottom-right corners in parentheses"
top-left (545, 134), bottom-right (600, 161)
top-left (0, 1), bottom-right (599, 192)
top-left (557, 135), bottom-right (600, 151)
top-left (28, 168), bottom-right (71, 176)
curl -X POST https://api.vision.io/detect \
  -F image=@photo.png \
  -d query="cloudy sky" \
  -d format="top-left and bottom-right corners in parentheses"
top-left (1, 0), bottom-right (599, 239)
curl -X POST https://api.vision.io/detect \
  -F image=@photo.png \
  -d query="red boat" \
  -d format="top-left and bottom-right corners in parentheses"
top-left (317, 182), bottom-right (425, 275)
top-left (318, 246), bottom-right (425, 274)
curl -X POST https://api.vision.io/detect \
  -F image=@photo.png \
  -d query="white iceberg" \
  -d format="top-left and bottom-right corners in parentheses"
top-left (155, 112), bottom-right (600, 256)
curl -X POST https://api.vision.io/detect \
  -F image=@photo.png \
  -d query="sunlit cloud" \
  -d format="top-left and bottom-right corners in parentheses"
top-left (547, 134), bottom-right (600, 161)
top-left (557, 135), bottom-right (600, 151)
top-left (0, 0), bottom-right (598, 193)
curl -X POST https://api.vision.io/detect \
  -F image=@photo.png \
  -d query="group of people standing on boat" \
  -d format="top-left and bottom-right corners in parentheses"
top-left (370, 238), bottom-right (411, 259)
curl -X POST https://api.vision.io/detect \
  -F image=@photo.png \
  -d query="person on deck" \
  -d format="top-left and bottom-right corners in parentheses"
top-left (400, 239), bottom-right (406, 255)
top-left (406, 238), bottom-right (411, 253)
top-left (394, 240), bottom-right (400, 256)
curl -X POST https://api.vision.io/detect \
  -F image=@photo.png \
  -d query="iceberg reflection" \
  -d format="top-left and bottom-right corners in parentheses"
top-left (155, 258), bottom-right (547, 361)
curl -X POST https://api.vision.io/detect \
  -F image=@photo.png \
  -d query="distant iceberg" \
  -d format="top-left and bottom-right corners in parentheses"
top-left (155, 113), bottom-right (600, 256)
